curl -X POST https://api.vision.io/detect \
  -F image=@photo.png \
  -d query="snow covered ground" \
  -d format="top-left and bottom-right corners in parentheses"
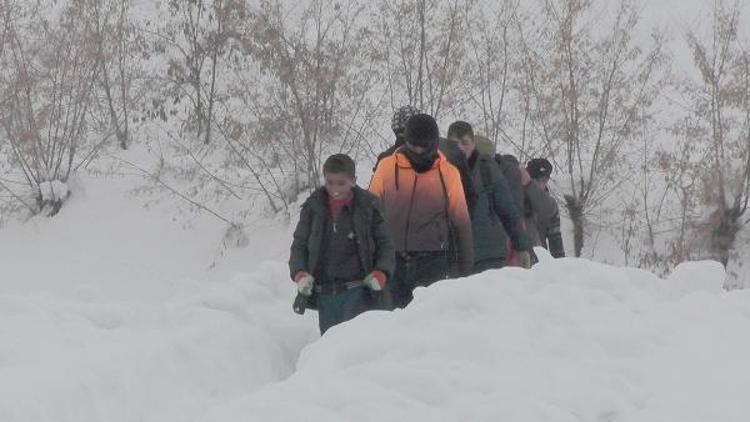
top-left (203, 254), bottom-right (750, 422)
top-left (0, 174), bottom-right (317, 421)
top-left (2, 175), bottom-right (750, 422)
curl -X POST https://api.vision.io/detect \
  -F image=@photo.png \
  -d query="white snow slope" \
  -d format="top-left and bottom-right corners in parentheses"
top-left (203, 254), bottom-right (750, 422)
top-left (2, 176), bottom-right (750, 422)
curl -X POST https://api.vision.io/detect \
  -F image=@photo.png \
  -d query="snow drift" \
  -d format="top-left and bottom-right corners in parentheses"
top-left (2, 177), bottom-right (749, 422)
top-left (0, 262), bottom-right (317, 422)
top-left (203, 251), bottom-right (750, 422)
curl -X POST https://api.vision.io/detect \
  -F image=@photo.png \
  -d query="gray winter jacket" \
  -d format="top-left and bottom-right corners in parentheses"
top-left (524, 183), bottom-right (565, 258)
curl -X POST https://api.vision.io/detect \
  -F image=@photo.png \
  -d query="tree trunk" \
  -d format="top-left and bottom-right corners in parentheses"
top-left (565, 194), bottom-right (584, 257)
top-left (204, 50), bottom-right (218, 145)
top-left (712, 204), bottom-right (742, 267)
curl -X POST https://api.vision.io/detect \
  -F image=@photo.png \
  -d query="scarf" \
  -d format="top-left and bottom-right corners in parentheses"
top-left (402, 145), bottom-right (438, 173)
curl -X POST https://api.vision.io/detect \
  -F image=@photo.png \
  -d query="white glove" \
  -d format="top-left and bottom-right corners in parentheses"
top-left (515, 250), bottom-right (532, 269)
top-left (363, 271), bottom-right (385, 291)
top-left (296, 273), bottom-right (315, 296)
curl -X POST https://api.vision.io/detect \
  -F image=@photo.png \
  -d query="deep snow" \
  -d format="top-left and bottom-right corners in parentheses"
top-left (2, 176), bottom-right (750, 422)
top-left (0, 174), bottom-right (317, 421)
top-left (201, 253), bottom-right (750, 422)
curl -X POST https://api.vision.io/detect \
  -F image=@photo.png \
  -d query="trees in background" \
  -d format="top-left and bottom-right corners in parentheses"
top-left (675, 0), bottom-right (750, 277)
top-left (515, 0), bottom-right (669, 257)
top-left (0, 1), bottom-right (100, 216)
top-left (0, 0), bottom-right (748, 285)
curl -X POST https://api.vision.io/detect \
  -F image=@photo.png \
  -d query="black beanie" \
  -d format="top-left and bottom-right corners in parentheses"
top-left (527, 158), bottom-right (553, 179)
top-left (404, 114), bottom-right (440, 148)
top-left (391, 105), bottom-right (421, 136)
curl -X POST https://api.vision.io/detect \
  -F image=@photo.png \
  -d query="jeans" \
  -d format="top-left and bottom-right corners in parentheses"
top-left (317, 286), bottom-right (372, 334)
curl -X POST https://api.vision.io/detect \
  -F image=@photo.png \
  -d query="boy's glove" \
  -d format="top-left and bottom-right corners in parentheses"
top-left (515, 250), bottom-right (532, 269)
top-left (363, 271), bottom-right (386, 291)
top-left (294, 272), bottom-right (315, 296)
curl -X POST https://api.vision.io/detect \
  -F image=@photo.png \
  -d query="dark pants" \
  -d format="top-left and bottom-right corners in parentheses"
top-left (317, 286), bottom-right (372, 334)
top-left (473, 257), bottom-right (505, 274)
top-left (388, 252), bottom-right (449, 309)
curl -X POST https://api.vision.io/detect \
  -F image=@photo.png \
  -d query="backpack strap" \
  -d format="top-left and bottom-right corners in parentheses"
top-left (438, 166), bottom-right (450, 223)
top-left (479, 157), bottom-right (497, 216)
top-left (393, 146), bottom-right (403, 191)
top-left (479, 158), bottom-right (493, 190)
top-left (438, 166), bottom-right (457, 260)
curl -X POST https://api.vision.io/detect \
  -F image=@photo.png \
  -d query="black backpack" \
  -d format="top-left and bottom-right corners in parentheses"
top-left (494, 154), bottom-right (524, 214)
top-left (478, 153), bottom-right (523, 204)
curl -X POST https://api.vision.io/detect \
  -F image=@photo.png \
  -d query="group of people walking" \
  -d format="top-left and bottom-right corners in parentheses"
top-left (290, 107), bottom-right (565, 334)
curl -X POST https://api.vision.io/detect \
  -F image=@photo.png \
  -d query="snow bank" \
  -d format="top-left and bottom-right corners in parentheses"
top-left (0, 261), bottom-right (316, 422)
top-left (0, 175), bottom-right (314, 422)
top-left (203, 256), bottom-right (750, 422)
top-left (0, 176), bottom-right (291, 301)
top-left (3, 174), bottom-right (749, 422)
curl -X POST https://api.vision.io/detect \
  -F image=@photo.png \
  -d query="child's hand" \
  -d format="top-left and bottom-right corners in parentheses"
top-left (294, 272), bottom-right (315, 296)
top-left (363, 271), bottom-right (386, 291)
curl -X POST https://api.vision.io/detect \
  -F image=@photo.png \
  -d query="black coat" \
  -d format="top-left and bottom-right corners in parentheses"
top-left (289, 186), bottom-right (396, 282)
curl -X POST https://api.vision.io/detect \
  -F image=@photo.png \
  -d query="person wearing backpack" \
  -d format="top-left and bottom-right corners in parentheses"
top-left (289, 154), bottom-right (395, 334)
top-left (369, 114), bottom-right (474, 308)
top-left (448, 122), bottom-right (531, 272)
top-left (524, 158), bottom-right (565, 258)
top-left (475, 135), bottom-right (535, 266)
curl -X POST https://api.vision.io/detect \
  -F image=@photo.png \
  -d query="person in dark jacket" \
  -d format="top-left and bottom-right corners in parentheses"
top-left (449, 122), bottom-right (531, 272)
top-left (524, 158), bottom-right (565, 258)
top-left (369, 114), bottom-right (474, 308)
top-left (475, 135), bottom-right (524, 214)
top-left (475, 134), bottom-right (533, 266)
top-left (290, 154), bottom-right (395, 334)
top-left (375, 106), bottom-right (477, 214)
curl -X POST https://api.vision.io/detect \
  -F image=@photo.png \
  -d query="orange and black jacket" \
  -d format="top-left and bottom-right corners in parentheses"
top-left (369, 149), bottom-right (474, 275)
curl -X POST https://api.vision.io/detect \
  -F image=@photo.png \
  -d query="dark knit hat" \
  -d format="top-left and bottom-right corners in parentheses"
top-left (526, 158), bottom-right (553, 179)
top-left (391, 105), bottom-right (421, 136)
top-left (404, 113), bottom-right (440, 148)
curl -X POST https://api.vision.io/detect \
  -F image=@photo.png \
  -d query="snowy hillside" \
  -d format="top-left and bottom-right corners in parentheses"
top-left (3, 0), bottom-right (750, 420)
top-left (2, 176), bottom-right (750, 421)
top-left (0, 175), bottom-right (317, 421)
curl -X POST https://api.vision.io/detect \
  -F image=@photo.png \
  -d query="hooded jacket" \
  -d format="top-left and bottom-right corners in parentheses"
top-left (369, 149), bottom-right (474, 275)
top-left (374, 138), bottom-right (478, 214)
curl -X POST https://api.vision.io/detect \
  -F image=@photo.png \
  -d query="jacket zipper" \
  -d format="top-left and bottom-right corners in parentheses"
top-left (403, 175), bottom-right (419, 251)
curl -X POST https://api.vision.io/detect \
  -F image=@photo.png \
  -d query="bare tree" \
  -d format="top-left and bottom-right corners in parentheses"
top-left (375, 0), bottom-right (469, 120)
top-left (462, 0), bottom-right (518, 150)
top-left (82, 0), bottom-right (146, 150)
top-left (238, 0), bottom-right (377, 197)
top-left (677, 0), bottom-right (750, 269)
top-left (516, 0), bottom-right (669, 256)
top-left (128, 0), bottom-right (380, 221)
top-left (151, 0), bottom-right (245, 145)
top-left (0, 1), bottom-right (100, 216)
